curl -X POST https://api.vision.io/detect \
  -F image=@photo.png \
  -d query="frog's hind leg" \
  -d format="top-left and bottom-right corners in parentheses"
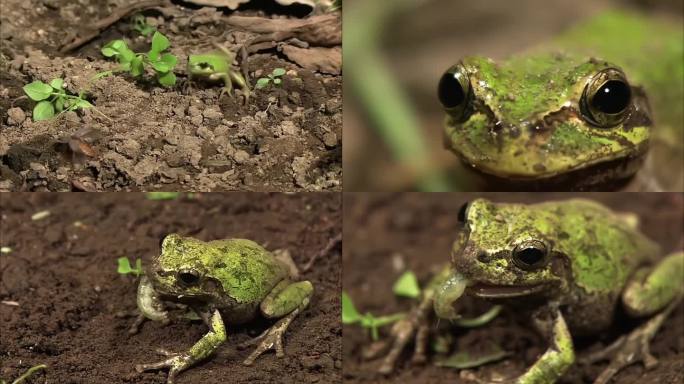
top-left (135, 309), bottom-right (226, 384)
top-left (230, 71), bottom-right (251, 105)
top-left (590, 251), bottom-right (684, 384)
top-left (240, 279), bottom-right (313, 366)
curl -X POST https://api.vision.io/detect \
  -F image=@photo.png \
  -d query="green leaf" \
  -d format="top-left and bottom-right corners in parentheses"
top-left (119, 46), bottom-right (135, 63)
top-left (273, 78), bottom-right (282, 85)
top-left (157, 71), bottom-right (176, 87)
top-left (159, 53), bottom-right (177, 70)
top-left (50, 78), bottom-right (64, 90)
top-left (145, 192), bottom-right (181, 200)
top-left (130, 55), bottom-right (144, 77)
top-left (272, 68), bottom-right (286, 77)
top-left (55, 97), bottom-right (65, 112)
top-left (23, 81), bottom-right (53, 101)
top-left (33, 101), bottom-right (55, 121)
top-left (117, 257), bottom-right (133, 274)
top-left (151, 60), bottom-right (170, 73)
top-left (255, 78), bottom-right (270, 89)
top-left (117, 257), bottom-right (143, 276)
top-left (102, 40), bottom-right (126, 57)
top-left (150, 31), bottom-right (170, 54)
top-left (71, 98), bottom-right (93, 110)
top-left (342, 292), bottom-right (361, 324)
top-left (393, 270), bottom-right (421, 298)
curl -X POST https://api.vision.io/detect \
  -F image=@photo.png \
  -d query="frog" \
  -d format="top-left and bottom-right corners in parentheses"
top-left (438, 11), bottom-right (683, 191)
top-left (130, 234), bottom-right (314, 384)
top-left (187, 43), bottom-right (251, 103)
top-left (367, 198), bottom-right (684, 383)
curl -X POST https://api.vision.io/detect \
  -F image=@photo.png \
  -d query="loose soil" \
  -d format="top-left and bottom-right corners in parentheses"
top-left (0, 192), bottom-right (342, 383)
top-left (0, 0), bottom-right (342, 192)
top-left (343, 193), bottom-right (684, 384)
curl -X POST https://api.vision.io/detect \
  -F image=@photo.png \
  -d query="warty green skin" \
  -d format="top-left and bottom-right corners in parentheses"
top-left (135, 234), bottom-right (313, 383)
top-left (187, 48), bottom-right (250, 98)
top-left (435, 199), bottom-right (684, 383)
top-left (443, 11), bottom-right (683, 188)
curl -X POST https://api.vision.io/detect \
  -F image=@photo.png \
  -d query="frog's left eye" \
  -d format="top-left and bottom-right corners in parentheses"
top-left (178, 269), bottom-right (200, 286)
top-left (512, 240), bottom-right (549, 271)
top-left (438, 64), bottom-right (472, 122)
top-left (581, 68), bottom-right (632, 127)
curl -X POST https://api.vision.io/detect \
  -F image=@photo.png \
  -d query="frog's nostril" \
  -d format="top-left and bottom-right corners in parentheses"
top-left (477, 251), bottom-right (490, 263)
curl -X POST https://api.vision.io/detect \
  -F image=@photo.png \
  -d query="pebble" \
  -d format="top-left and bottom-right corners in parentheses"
top-left (6, 107), bottom-right (25, 125)
top-left (323, 132), bottom-right (337, 148)
top-left (233, 150), bottom-right (250, 164)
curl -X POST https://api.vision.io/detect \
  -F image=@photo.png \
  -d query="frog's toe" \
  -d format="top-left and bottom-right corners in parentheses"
top-left (136, 352), bottom-right (191, 384)
top-left (593, 301), bottom-right (678, 384)
top-left (242, 321), bottom-right (287, 365)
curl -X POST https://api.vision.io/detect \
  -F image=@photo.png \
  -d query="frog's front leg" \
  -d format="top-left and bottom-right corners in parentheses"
top-left (513, 308), bottom-right (575, 384)
top-left (240, 279), bottom-right (314, 365)
top-left (136, 309), bottom-right (226, 384)
top-left (590, 251), bottom-right (684, 384)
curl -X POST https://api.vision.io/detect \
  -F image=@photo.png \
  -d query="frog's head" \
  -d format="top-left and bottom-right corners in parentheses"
top-left (187, 55), bottom-right (217, 76)
top-left (149, 234), bottom-right (225, 301)
top-left (439, 54), bottom-right (651, 184)
top-left (451, 199), bottom-right (570, 299)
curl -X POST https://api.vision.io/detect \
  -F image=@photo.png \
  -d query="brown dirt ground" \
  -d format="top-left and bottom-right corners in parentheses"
top-left (0, 0), bottom-right (342, 192)
top-left (343, 193), bottom-right (684, 384)
top-left (0, 192), bottom-right (342, 383)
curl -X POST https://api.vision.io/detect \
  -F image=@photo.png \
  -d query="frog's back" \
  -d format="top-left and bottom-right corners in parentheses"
top-left (540, 199), bottom-right (659, 294)
top-left (205, 239), bottom-right (287, 304)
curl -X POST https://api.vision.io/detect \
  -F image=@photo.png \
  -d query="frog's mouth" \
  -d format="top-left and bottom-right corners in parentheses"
top-left (468, 282), bottom-right (548, 298)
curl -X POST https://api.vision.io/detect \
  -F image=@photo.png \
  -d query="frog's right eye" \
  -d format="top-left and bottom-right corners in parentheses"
top-left (438, 64), bottom-right (472, 121)
top-left (178, 269), bottom-right (200, 286)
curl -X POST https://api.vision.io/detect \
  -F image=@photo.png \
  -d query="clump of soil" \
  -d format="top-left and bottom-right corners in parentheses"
top-left (0, 0), bottom-right (342, 191)
top-left (0, 192), bottom-right (342, 383)
top-left (343, 193), bottom-right (684, 384)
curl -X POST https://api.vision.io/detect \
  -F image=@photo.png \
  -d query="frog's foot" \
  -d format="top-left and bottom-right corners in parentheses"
top-left (591, 301), bottom-right (678, 384)
top-left (363, 300), bottom-right (433, 374)
top-left (135, 349), bottom-right (193, 384)
top-left (240, 307), bottom-right (301, 366)
top-left (135, 310), bottom-right (226, 384)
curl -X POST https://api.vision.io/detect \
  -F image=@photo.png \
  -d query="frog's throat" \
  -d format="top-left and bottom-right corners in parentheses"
top-left (468, 282), bottom-right (549, 298)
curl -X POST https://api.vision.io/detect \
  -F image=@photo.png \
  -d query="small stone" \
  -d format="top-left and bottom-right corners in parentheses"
top-left (190, 114), bottom-right (203, 126)
top-left (202, 107), bottom-right (223, 121)
top-left (325, 99), bottom-right (341, 114)
top-left (281, 121), bottom-right (299, 136)
top-left (188, 105), bottom-right (202, 117)
top-left (323, 132), bottom-right (337, 148)
top-left (233, 150), bottom-right (250, 164)
top-left (7, 107), bottom-right (25, 125)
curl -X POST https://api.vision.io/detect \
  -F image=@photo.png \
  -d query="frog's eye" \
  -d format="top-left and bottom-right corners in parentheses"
top-left (178, 269), bottom-right (200, 286)
top-left (512, 240), bottom-right (549, 270)
top-left (581, 68), bottom-right (632, 127)
top-left (438, 64), bottom-right (472, 122)
top-left (457, 201), bottom-right (470, 224)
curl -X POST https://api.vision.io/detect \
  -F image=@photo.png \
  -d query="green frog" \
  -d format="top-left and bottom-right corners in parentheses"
top-left (131, 234), bottom-right (314, 384)
top-left (187, 44), bottom-right (251, 102)
top-left (369, 199), bottom-right (684, 383)
top-left (439, 11), bottom-right (683, 191)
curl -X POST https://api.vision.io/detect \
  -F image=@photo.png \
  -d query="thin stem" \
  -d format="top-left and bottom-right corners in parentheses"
top-left (11, 364), bottom-right (47, 384)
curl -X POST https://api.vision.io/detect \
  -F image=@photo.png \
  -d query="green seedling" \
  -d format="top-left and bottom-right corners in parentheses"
top-left (392, 270), bottom-right (421, 298)
top-left (100, 31), bottom-right (177, 87)
top-left (255, 68), bottom-right (286, 89)
top-left (342, 292), bottom-right (405, 340)
top-left (23, 79), bottom-right (94, 121)
top-left (131, 14), bottom-right (156, 37)
top-left (117, 257), bottom-right (143, 277)
top-left (0, 364), bottom-right (47, 384)
top-left (145, 192), bottom-right (181, 200)
top-left (435, 344), bottom-right (510, 369)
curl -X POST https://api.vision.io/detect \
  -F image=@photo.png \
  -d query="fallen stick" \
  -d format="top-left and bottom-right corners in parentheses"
top-left (60, 0), bottom-right (171, 53)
